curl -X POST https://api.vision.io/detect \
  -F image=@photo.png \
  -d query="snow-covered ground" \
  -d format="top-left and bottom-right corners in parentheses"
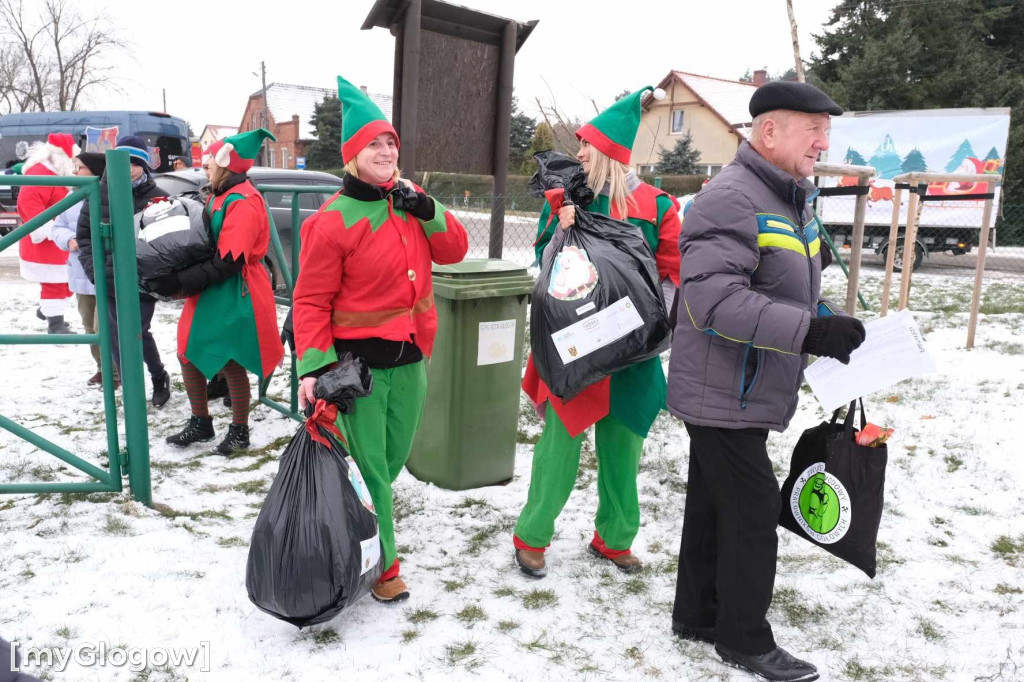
top-left (1, 265), bottom-right (1023, 682)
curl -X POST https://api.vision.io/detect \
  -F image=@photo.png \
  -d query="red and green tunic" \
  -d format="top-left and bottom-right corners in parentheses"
top-left (292, 183), bottom-right (469, 376)
top-left (522, 182), bottom-right (682, 438)
top-left (177, 180), bottom-right (284, 380)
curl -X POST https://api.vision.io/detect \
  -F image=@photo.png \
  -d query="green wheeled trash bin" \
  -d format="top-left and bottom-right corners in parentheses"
top-left (407, 259), bottom-right (535, 490)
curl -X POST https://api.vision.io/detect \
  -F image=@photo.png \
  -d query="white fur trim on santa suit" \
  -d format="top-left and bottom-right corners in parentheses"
top-left (38, 295), bottom-right (71, 317)
top-left (29, 219), bottom-right (55, 244)
top-left (20, 259), bottom-right (69, 282)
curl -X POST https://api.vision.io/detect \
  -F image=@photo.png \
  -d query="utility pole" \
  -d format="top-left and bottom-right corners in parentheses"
top-left (260, 61), bottom-right (270, 165)
top-left (162, 88), bottom-right (167, 112)
top-left (786, 0), bottom-right (806, 82)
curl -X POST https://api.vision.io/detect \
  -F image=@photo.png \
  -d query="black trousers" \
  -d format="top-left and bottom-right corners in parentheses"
top-left (107, 294), bottom-right (165, 380)
top-left (673, 422), bottom-right (781, 655)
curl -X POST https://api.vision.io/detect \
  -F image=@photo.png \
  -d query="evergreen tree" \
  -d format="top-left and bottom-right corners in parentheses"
top-left (520, 122), bottom-right (555, 175)
top-left (809, 0), bottom-right (1024, 200)
top-left (508, 95), bottom-right (536, 173)
top-left (901, 147), bottom-right (928, 173)
top-left (658, 132), bottom-right (702, 175)
top-left (306, 94), bottom-right (342, 170)
top-left (844, 146), bottom-right (867, 166)
top-left (984, 146), bottom-right (1000, 161)
top-left (944, 139), bottom-right (976, 173)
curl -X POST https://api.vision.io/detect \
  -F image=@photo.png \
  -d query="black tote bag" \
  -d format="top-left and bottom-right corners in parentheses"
top-left (779, 399), bottom-right (888, 577)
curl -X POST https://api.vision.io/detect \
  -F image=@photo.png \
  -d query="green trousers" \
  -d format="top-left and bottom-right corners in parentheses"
top-left (515, 403), bottom-right (644, 551)
top-left (335, 360), bottom-right (427, 572)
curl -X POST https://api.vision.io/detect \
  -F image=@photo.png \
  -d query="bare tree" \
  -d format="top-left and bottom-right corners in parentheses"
top-left (0, 0), bottom-right (124, 113)
top-left (785, 0), bottom-right (806, 83)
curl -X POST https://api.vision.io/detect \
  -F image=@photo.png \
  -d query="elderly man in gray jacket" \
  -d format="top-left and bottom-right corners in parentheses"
top-left (666, 81), bottom-right (865, 682)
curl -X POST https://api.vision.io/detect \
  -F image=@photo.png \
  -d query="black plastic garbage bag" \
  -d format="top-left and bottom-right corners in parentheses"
top-left (529, 150), bottom-right (595, 207)
top-left (246, 358), bottom-right (380, 627)
top-left (529, 154), bottom-right (671, 401)
top-left (134, 196), bottom-right (213, 296)
top-left (779, 399), bottom-right (888, 578)
top-left (313, 351), bottom-right (373, 414)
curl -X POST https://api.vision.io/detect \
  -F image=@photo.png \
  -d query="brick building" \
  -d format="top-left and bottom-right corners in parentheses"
top-left (239, 83), bottom-right (393, 169)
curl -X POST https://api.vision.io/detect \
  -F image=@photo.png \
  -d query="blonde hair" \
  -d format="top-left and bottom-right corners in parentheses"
top-left (585, 144), bottom-right (636, 219)
top-left (344, 158), bottom-right (401, 184)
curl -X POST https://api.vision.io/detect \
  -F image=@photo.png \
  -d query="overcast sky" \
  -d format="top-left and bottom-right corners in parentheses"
top-left (80, 0), bottom-right (842, 132)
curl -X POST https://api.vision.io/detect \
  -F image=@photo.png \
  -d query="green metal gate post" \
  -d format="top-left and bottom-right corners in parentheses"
top-left (105, 150), bottom-right (152, 505)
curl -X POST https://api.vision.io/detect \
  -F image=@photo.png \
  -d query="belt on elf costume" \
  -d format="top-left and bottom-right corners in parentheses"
top-left (331, 291), bottom-right (435, 328)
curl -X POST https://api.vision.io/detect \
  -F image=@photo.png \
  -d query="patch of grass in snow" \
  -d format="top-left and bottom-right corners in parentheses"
top-left (875, 541), bottom-right (905, 571)
top-left (216, 536), bottom-right (247, 548)
top-left (493, 585), bottom-right (520, 599)
top-left (944, 453), bottom-right (965, 473)
top-left (956, 504), bottom-right (991, 517)
top-left (62, 547), bottom-right (87, 563)
top-left (407, 608), bottom-right (440, 625)
top-left (465, 516), bottom-right (516, 556)
top-left (441, 639), bottom-right (483, 670)
top-left (307, 627), bottom-right (340, 646)
top-left (455, 604), bottom-right (487, 626)
top-left (771, 586), bottom-right (828, 628)
top-left (221, 453), bottom-right (277, 472)
top-left (915, 617), bottom-right (943, 641)
top-left (994, 583), bottom-right (1022, 595)
top-left (101, 514), bottom-right (133, 536)
top-left (153, 503), bottom-right (231, 523)
top-left (516, 428), bottom-right (541, 445)
top-left (54, 625), bottom-right (77, 639)
top-left (495, 619), bottom-right (519, 633)
top-left (620, 576), bottom-right (648, 596)
top-left (232, 478), bottom-right (271, 496)
top-left (401, 629), bottom-right (420, 643)
top-left (991, 535), bottom-right (1024, 564)
top-left (0, 501), bottom-right (14, 513)
top-left (149, 458), bottom-right (203, 473)
top-left (522, 588), bottom-right (558, 610)
top-left (224, 435), bottom-right (291, 460)
top-left (983, 340), bottom-right (1024, 355)
top-left (442, 576), bottom-right (469, 592)
top-left (392, 491), bottom-right (425, 523)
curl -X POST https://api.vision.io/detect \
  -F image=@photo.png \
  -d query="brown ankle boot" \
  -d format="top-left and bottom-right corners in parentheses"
top-left (371, 576), bottom-right (410, 603)
top-left (515, 548), bottom-right (547, 578)
top-left (587, 543), bottom-right (643, 574)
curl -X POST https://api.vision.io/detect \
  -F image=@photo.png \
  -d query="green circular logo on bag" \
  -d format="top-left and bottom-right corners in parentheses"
top-left (791, 463), bottom-right (851, 544)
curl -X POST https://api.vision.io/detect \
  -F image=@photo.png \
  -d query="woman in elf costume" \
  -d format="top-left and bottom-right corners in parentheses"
top-left (155, 129), bottom-right (284, 455)
top-left (514, 86), bottom-right (682, 578)
top-left (293, 76), bottom-right (468, 603)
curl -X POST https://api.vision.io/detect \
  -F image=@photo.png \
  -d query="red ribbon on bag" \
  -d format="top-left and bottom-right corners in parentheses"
top-left (305, 399), bottom-right (347, 447)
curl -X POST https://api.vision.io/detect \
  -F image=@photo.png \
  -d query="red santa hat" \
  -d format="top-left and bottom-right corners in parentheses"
top-left (47, 133), bottom-right (79, 160)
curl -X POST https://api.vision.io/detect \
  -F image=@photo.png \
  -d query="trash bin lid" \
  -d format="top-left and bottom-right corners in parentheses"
top-left (432, 259), bottom-right (535, 300)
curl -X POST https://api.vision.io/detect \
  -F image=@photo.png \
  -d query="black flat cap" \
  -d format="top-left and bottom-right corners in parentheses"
top-left (749, 81), bottom-right (843, 118)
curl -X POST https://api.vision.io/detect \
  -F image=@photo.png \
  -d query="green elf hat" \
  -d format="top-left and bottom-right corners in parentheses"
top-left (576, 86), bottom-right (666, 165)
top-left (337, 75), bottom-right (399, 164)
top-left (209, 128), bottom-right (276, 173)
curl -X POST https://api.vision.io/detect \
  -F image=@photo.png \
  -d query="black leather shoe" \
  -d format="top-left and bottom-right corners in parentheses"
top-left (215, 423), bottom-right (250, 455)
top-left (166, 416), bottom-right (215, 446)
top-left (672, 621), bottom-right (715, 645)
top-left (715, 644), bottom-right (818, 681)
top-left (151, 371), bottom-right (171, 408)
top-left (206, 374), bottom-right (229, 400)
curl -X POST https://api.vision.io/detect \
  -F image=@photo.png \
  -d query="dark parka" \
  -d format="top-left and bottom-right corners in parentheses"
top-left (666, 141), bottom-right (839, 432)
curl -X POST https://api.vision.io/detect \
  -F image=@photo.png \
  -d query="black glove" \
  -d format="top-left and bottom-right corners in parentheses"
top-left (151, 272), bottom-right (181, 298)
top-left (390, 185), bottom-right (435, 221)
top-left (801, 315), bottom-right (866, 364)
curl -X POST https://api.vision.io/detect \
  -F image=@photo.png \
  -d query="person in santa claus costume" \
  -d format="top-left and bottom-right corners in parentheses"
top-left (151, 129), bottom-right (285, 456)
top-left (513, 85), bottom-right (682, 579)
top-left (16, 133), bottom-right (80, 334)
top-left (293, 75), bottom-right (468, 603)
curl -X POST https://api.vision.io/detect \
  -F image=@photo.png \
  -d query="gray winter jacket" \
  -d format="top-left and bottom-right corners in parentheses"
top-left (666, 141), bottom-right (837, 432)
top-left (52, 202), bottom-right (95, 296)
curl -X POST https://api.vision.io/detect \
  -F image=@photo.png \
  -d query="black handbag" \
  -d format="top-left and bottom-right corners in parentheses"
top-left (779, 399), bottom-right (888, 577)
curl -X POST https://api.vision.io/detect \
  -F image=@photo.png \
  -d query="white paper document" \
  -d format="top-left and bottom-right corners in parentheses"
top-left (477, 319), bottom-right (517, 366)
top-left (551, 296), bottom-right (644, 365)
top-left (804, 309), bottom-right (935, 412)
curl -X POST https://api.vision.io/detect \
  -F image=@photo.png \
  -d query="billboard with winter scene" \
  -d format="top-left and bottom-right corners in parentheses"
top-left (819, 108), bottom-right (1011, 229)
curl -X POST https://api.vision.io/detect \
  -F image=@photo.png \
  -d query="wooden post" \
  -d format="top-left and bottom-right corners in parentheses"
top-left (845, 176), bottom-right (870, 314)
top-left (897, 187), bottom-right (921, 310)
top-left (399, 0), bottom-right (421, 175)
top-left (966, 183), bottom-right (996, 349)
top-left (488, 20), bottom-right (516, 259)
top-left (879, 186), bottom-right (903, 317)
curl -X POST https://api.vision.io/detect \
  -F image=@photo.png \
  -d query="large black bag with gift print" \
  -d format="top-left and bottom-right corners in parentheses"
top-left (779, 399), bottom-right (888, 578)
